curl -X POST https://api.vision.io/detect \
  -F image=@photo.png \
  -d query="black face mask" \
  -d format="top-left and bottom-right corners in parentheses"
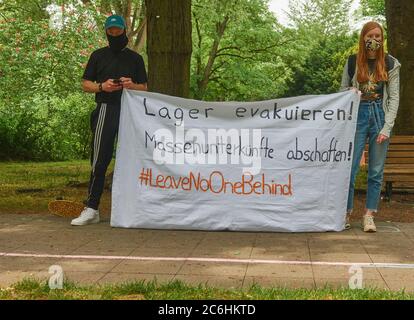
top-left (106, 31), bottom-right (128, 53)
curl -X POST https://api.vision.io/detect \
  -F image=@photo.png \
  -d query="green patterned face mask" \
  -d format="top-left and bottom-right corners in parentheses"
top-left (365, 39), bottom-right (382, 51)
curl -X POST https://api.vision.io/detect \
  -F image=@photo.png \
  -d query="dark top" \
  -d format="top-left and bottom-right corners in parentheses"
top-left (82, 47), bottom-right (148, 104)
top-left (347, 54), bottom-right (395, 102)
top-left (360, 58), bottom-right (384, 101)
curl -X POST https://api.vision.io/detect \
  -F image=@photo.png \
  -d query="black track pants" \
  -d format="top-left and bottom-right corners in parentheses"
top-left (86, 102), bottom-right (120, 210)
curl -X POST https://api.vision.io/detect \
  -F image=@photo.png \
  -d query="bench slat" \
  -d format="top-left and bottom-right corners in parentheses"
top-left (384, 175), bottom-right (414, 182)
top-left (390, 136), bottom-right (414, 144)
top-left (384, 164), bottom-right (414, 169)
top-left (385, 158), bottom-right (414, 164)
top-left (388, 145), bottom-right (414, 151)
top-left (387, 151), bottom-right (414, 158)
top-left (384, 169), bottom-right (414, 174)
top-left (367, 157), bottom-right (414, 164)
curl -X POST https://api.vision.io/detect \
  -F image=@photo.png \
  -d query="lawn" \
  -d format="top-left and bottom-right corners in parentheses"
top-left (1, 278), bottom-right (413, 300)
top-left (0, 160), bottom-right (114, 215)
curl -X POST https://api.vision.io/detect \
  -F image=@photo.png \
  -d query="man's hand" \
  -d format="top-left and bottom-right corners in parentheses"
top-left (102, 79), bottom-right (123, 92)
top-left (120, 77), bottom-right (147, 91)
top-left (119, 77), bottom-right (134, 89)
top-left (376, 134), bottom-right (389, 144)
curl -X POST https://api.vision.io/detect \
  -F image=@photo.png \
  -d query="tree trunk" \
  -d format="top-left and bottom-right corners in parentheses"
top-left (146, 0), bottom-right (192, 98)
top-left (385, 0), bottom-right (414, 135)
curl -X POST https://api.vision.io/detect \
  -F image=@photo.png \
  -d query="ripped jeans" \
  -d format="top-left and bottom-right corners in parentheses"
top-left (347, 99), bottom-right (389, 213)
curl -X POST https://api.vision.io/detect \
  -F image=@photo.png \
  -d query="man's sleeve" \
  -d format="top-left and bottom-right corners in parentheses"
top-left (82, 52), bottom-right (97, 82)
top-left (135, 55), bottom-right (148, 84)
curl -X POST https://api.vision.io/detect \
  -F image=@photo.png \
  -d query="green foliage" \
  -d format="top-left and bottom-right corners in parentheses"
top-left (191, 0), bottom-right (297, 101)
top-left (284, 0), bottom-right (358, 96)
top-left (0, 3), bottom-right (106, 160)
top-left (0, 0), bottom-right (52, 20)
top-left (286, 34), bottom-right (358, 96)
top-left (288, 0), bottom-right (353, 36)
top-left (0, 93), bottom-right (94, 160)
top-left (191, 0), bottom-right (358, 101)
top-left (360, 0), bottom-right (385, 17)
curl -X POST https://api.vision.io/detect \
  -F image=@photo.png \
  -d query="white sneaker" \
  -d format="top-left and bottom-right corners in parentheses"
top-left (344, 214), bottom-right (351, 230)
top-left (362, 215), bottom-right (376, 233)
top-left (71, 207), bottom-right (100, 226)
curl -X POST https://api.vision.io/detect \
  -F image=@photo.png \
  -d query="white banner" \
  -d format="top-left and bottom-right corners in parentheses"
top-left (111, 90), bottom-right (360, 232)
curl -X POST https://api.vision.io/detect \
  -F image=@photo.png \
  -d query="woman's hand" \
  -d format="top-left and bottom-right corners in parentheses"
top-left (376, 134), bottom-right (389, 144)
top-left (349, 87), bottom-right (361, 96)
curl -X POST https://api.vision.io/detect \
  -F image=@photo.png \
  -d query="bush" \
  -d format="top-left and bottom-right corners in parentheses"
top-left (0, 5), bottom-right (106, 160)
top-left (0, 93), bottom-right (94, 161)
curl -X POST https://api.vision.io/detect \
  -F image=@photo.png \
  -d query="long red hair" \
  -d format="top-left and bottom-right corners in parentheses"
top-left (357, 21), bottom-right (388, 83)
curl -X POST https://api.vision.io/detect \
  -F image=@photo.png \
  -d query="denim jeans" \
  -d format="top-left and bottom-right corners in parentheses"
top-left (347, 99), bottom-right (389, 212)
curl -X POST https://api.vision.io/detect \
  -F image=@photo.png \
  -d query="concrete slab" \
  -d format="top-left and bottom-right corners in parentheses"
top-left (190, 246), bottom-right (253, 259)
top-left (111, 260), bottom-right (184, 275)
top-left (0, 257), bottom-right (58, 271)
top-left (63, 271), bottom-right (108, 284)
top-left (176, 262), bottom-right (248, 277)
top-left (383, 281), bottom-right (414, 292)
top-left (0, 271), bottom-right (49, 287)
top-left (130, 246), bottom-right (195, 257)
top-left (1, 213), bottom-right (414, 293)
top-left (245, 264), bottom-right (313, 279)
top-left (312, 265), bottom-right (383, 280)
top-left (70, 245), bottom-right (136, 256)
top-left (377, 268), bottom-right (414, 282)
top-left (250, 247), bottom-right (311, 261)
top-left (55, 258), bottom-right (122, 273)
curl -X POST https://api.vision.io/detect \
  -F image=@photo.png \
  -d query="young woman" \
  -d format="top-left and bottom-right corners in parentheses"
top-left (340, 21), bottom-right (401, 232)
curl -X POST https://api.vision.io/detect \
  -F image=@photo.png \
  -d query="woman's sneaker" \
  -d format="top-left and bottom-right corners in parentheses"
top-left (71, 207), bottom-right (100, 226)
top-left (344, 214), bottom-right (351, 230)
top-left (362, 215), bottom-right (376, 232)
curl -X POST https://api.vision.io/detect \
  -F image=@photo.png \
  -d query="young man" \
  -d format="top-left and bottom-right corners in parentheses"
top-left (71, 14), bottom-right (147, 225)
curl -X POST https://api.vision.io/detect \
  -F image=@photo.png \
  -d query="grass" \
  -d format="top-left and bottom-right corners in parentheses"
top-left (0, 160), bottom-right (114, 214)
top-left (0, 277), bottom-right (413, 300)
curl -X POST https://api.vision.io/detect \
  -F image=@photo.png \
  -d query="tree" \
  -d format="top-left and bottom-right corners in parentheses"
top-left (385, 0), bottom-right (414, 134)
top-left (0, 4), bottom-right (104, 160)
top-left (191, 0), bottom-right (296, 101)
top-left (146, 0), bottom-right (192, 97)
top-left (288, 0), bottom-right (353, 36)
top-left (285, 0), bottom-right (357, 96)
top-left (0, 0), bottom-right (51, 20)
top-left (360, 0), bottom-right (385, 17)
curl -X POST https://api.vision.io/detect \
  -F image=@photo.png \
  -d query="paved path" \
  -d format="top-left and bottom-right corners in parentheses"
top-left (1, 214), bottom-right (414, 291)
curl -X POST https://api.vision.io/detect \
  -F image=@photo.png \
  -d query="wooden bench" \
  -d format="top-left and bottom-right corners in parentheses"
top-left (363, 135), bottom-right (414, 201)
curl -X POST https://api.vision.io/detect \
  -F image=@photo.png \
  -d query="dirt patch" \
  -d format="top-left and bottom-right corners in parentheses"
top-left (351, 192), bottom-right (414, 223)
